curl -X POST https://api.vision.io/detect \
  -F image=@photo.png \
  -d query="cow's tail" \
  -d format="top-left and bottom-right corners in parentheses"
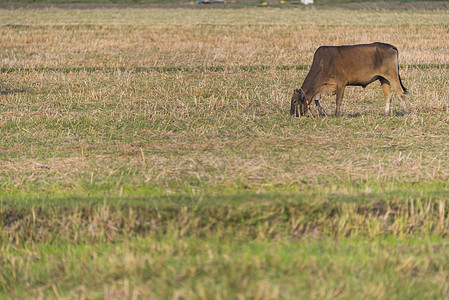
top-left (393, 45), bottom-right (408, 94)
top-left (398, 72), bottom-right (408, 94)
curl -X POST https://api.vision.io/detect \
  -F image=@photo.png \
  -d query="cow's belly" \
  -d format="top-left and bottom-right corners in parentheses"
top-left (347, 75), bottom-right (380, 88)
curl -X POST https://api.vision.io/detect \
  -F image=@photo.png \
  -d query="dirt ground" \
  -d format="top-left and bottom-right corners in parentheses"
top-left (1, 1), bottom-right (448, 10)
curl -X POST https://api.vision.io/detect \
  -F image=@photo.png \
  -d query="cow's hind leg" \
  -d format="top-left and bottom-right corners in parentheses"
top-left (389, 76), bottom-right (410, 115)
top-left (335, 85), bottom-right (345, 117)
top-left (380, 78), bottom-right (393, 116)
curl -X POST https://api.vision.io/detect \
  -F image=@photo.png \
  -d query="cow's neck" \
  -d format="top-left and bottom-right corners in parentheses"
top-left (300, 79), bottom-right (317, 103)
top-left (300, 68), bottom-right (330, 102)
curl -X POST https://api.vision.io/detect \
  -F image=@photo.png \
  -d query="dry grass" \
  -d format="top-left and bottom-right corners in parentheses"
top-left (0, 8), bottom-right (448, 68)
top-left (1, 6), bottom-right (449, 299)
top-left (1, 67), bottom-right (449, 195)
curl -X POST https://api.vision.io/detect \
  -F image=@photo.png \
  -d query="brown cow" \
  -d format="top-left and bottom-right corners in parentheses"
top-left (290, 42), bottom-right (409, 117)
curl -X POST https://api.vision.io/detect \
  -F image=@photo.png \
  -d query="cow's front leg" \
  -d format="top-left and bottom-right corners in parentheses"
top-left (315, 100), bottom-right (327, 117)
top-left (307, 104), bottom-right (317, 118)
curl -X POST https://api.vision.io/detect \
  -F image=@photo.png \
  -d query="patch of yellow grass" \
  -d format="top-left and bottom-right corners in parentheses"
top-left (1, 7), bottom-right (449, 194)
top-left (0, 8), bottom-right (448, 68)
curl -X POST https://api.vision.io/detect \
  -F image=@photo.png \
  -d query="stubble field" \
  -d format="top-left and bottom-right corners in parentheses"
top-left (1, 6), bottom-right (449, 299)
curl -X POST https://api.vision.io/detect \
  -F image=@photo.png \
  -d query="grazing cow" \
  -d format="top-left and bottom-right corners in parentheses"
top-left (290, 42), bottom-right (409, 117)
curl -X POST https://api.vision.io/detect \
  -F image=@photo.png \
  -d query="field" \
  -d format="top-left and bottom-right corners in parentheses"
top-left (1, 4), bottom-right (449, 299)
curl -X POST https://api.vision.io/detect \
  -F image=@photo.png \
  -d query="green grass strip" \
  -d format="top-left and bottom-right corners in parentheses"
top-left (1, 63), bottom-right (448, 74)
top-left (2, 186), bottom-right (449, 245)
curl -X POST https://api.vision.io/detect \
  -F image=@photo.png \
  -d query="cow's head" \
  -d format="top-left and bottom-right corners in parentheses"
top-left (290, 89), bottom-right (308, 117)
